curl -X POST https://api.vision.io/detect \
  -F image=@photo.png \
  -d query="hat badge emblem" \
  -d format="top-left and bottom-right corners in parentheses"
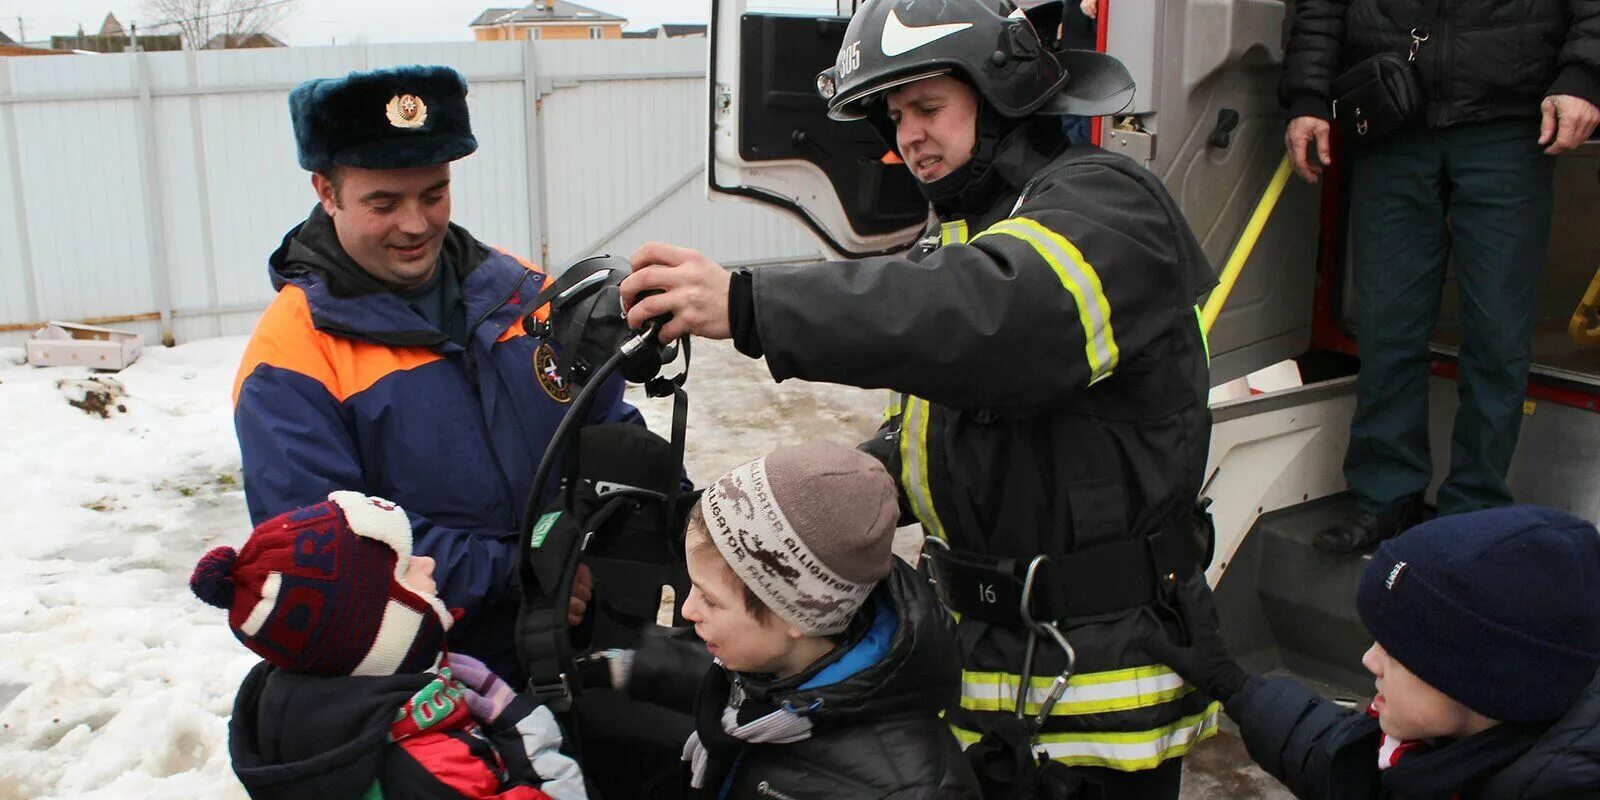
top-left (385, 93), bottom-right (428, 128)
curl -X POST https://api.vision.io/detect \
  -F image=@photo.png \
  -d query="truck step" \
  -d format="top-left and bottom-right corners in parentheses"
top-left (1213, 493), bottom-right (1376, 702)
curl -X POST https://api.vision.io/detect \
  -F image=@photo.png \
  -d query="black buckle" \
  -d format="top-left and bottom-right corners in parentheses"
top-left (528, 672), bottom-right (575, 713)
top-left (1146, 530), bottom-right (1181, 588)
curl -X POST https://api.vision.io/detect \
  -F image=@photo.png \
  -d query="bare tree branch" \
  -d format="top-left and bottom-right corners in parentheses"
top-left (141, 0), bottom-right (298, 49)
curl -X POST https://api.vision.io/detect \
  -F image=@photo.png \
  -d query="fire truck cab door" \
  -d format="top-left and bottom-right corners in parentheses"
top-left (706, 0), bottom-right (925, 260)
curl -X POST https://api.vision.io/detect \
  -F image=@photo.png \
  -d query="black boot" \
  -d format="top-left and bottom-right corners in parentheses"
top-left (1314, 495), bottom-right (1428, 554)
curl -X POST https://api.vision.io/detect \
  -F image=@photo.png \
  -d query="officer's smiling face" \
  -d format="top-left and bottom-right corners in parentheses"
top-left (313, 163), bottom-right (452, 291)
top-left (887, 75), bottom-right (979, 183)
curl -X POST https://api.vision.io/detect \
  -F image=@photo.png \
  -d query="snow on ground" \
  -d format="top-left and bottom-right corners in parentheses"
top-left (0, 336), bottom-right (1289, 799)
top-left (0, 338), bottom-right (257, 800)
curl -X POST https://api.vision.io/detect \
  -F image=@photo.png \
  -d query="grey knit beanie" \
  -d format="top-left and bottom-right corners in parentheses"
top-left (699, 440), bottom-right (899, 635)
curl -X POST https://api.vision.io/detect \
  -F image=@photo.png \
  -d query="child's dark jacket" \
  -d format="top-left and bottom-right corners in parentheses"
top-left (1228, 671), bottom-right (1600, 799)
top-left (688, 559), bottom-right (979, 799)
top-left (228, 661), bottom-right (581, 800)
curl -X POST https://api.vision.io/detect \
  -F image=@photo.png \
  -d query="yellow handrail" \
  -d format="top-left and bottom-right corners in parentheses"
top-left (1200, 154), bottom-right (1294, 336)
top-left (1568, 262), bottom-right (1600, 348)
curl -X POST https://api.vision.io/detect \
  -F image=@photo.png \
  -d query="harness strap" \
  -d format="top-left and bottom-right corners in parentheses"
top-left (518, 506), bottom-right (588, 712)
top-left (925, 511), bottom-right (1206, 625)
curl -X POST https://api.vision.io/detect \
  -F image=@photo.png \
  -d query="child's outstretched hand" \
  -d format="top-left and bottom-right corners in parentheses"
top-left (449, 653), bottom-right (517, 723)
top-left (1135, 583), bottom-right (1253, 706)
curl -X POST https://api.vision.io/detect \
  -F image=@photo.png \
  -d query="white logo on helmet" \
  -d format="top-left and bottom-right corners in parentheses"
top-left (837, 40), bottom-right (862, 79)
top-left (880, 8), bottom-right (973, 57)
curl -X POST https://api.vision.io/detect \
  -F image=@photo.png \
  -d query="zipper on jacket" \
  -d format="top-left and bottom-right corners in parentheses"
top-left (462, 267), bottom-right (537, 529)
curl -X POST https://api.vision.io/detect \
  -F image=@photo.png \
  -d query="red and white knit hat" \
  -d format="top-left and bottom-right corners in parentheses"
top-left (190, 491), bottom-right (453, 677)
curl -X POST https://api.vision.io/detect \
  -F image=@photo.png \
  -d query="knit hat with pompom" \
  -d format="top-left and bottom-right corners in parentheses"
top-left (190, 491), bottom-right (452, 676)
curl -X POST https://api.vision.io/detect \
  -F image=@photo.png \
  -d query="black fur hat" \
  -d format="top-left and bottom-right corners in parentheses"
top-left (289, 65), bottom-right (478, 172)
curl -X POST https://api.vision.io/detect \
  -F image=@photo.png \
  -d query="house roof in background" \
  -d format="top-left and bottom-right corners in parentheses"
top-left (471, 2), bottom-right (627, 27)
top-left (204, 32), bottom-right (287, 49)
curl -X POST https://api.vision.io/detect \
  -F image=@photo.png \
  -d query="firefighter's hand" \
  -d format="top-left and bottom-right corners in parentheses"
top-left (1540, 94), bottom-right (1600, 155)
top-left (569, 563), bottom-right (593, 628)
top-left (1134, 582), bottom-right (1252, 705)
top-left (622, 242), bottom-right (733, 343)
top-left (1286, 116), bottom-right (1332, 183)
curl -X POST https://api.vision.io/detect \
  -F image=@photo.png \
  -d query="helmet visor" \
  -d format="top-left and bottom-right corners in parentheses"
top-left (826, 67), bottom-right (953, 121)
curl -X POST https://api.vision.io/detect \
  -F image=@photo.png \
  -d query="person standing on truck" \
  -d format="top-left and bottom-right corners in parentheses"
top-left (619, 1), bottom-right (1218, 796)
top-left (1281, 0), bottom-right (1600, 553)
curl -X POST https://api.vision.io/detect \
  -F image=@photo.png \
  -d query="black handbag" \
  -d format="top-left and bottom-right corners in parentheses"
top-left (1330, 9), bottom-right (1438, 143)
top-left (1331, 50), bottom-right (1423, 141)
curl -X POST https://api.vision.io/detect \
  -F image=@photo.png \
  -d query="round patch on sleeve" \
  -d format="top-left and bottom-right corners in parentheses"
top-left (534, 342), bottom-right (572, 403)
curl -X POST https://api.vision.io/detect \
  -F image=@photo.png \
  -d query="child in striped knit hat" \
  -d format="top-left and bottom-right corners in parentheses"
top-left (191, 491), bottom-right (587, 800)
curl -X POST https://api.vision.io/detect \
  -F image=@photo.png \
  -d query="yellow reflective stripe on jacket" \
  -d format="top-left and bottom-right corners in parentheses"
top-left (940, 219), bottom-right (970, 246)
top-left (884, 390), bottom-right (905, 421)
top-left (898, 396), bottom-right (948, 542)
top-left (972, 217), bottom-right (1119, 383)
top-left (961, 665), bottom-right (1195, 716)
top-left (952, 702), bottom-right (1221, 771)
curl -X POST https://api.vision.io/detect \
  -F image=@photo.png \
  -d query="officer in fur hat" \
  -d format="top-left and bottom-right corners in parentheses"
top-left (233, 65), bottom-right (639, 683)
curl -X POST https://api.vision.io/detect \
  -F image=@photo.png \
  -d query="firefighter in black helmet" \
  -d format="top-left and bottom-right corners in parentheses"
top-left (622, 1), bottom-right (1218, 797)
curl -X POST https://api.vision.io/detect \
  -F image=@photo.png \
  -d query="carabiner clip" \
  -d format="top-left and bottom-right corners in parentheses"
top-left (1017, 555), bottom-right (1077, 731)
top-left (1408, 28), bottom-right (1430, 62)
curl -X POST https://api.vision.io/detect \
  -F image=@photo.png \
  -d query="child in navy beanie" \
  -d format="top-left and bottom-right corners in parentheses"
top-left (1139, 505), bottom-right (1600, 799)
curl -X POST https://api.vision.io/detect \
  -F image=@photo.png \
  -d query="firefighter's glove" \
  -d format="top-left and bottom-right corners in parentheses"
top-left (448, 653), bottom-right (518, 723)
top-left (1135, 583), bottom-right (1251, 705)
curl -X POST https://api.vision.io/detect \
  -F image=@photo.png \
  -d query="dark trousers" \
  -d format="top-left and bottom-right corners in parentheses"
top-left (1344, 119), bottom-right (1555, 516)
top-left (1072, 759), bottom-right (1183, 799)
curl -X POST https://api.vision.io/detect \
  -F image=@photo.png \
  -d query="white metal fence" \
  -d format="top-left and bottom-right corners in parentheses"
top-left (0, 40), bottom-right (821, 346)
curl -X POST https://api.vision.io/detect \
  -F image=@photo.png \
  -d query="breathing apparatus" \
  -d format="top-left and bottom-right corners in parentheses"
top-left (513, 254), bottom-right (695, 718)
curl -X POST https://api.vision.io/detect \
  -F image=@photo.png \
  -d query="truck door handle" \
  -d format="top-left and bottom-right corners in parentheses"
top-left (1209, 109), bottom-right (1241, 149)
top-left (792, 128), bottom-right (831, 156)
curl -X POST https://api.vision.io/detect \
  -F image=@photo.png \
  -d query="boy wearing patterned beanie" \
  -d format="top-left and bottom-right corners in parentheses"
top-left (673, 440), bottom-right (979, 798)
top-left (191, 491), bottom-right (588, 800)
top-left (1141, 505), bottom-right (1600, 798)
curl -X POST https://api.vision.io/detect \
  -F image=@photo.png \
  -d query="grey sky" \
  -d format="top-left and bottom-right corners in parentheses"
top-left (1, 1), bottom-right (837, 46)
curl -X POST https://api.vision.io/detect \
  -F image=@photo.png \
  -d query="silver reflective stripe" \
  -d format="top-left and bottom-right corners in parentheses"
top-left (952, 702), bottom-right (1221, 771)
top-left (973, 217), bottom-right (1119, 383)
top-left (960, 665), bottom-right (1192, 716)
top-left (939, 219), bottom-right (969, 246)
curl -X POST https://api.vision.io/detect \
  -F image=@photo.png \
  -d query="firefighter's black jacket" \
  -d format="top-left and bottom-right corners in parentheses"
top-left (728, 118), bottom-right (1220, 768)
